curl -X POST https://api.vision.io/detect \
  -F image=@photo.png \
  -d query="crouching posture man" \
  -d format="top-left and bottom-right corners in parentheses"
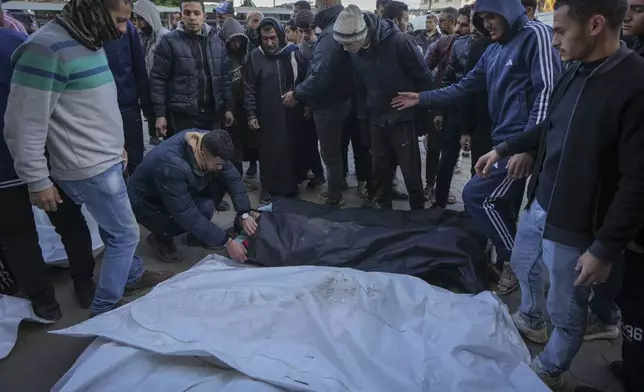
top-left (128, 130), bottom-right (257, 263)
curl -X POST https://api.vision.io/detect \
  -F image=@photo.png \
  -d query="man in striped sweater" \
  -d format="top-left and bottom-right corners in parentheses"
top-left (3, 0), bottom-right (173, 317)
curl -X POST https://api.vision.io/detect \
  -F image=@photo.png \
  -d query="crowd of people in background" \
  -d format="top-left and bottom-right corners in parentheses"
top-left (1, 0), bottom-right (644, 390)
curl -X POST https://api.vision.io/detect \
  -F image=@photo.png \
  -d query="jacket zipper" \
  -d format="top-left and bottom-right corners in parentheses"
top-left (544, 66), bottom-right (583, 221)
top-left (201, 36), bottom-right (207, 113)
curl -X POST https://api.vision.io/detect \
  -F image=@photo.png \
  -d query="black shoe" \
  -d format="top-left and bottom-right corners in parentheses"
top-left (307, 175), bottom-right (326, 189)
top-left (149, 137), bottom-right (161, 146)
top-left (31, 297), bottom-right (62, 321)
top-left (369, 200), bottom-right (393, 210)
top-left (186, 233), bottom-right (218, 250)
top-left (357, 181), bottom-right (368, 199)
top-left (73, 279), bottom-right (95, 309)
top-left (610, 360), bottom-right (624, 382)
top-left (146, 234), bottom-right (183, 263)
top-left (216, 200), bottom-right (230, 212)
top-left (319, 191), bottom-right (345, 207)
top-left (392, 187), bottom-right (409, 200)
top-left (246, 162), bottom-right (258, 178)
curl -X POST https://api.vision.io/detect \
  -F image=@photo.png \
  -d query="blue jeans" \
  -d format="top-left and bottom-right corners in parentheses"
top-left (511, 200), bottom-right (590, 375)
top-left (56, 163), bottom-right (144, 314)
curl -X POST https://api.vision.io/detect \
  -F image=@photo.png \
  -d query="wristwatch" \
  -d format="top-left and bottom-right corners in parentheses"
top-left (241, 213), bottom-right (250, 220)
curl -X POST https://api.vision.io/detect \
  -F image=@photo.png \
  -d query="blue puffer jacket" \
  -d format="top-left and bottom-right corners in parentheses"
top-left (0, 29), bottom-right (27, 190)
top-left (127, 130), bottom-right (251, 246)
top-left (103, 21), bottom-right (152, 114)
top-left (419, 0), bottom-right (561, 144)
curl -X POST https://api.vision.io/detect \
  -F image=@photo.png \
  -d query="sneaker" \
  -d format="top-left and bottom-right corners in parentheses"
top-left (146, 233), bottom-right (183, 263)
top-left (392, 186), bottom-right (409, 200)
top-left (89, 298), bottom-right (129, 318)
top-left (530, 357), bottom-right (564, 390)
top-left (149, 136), bottom-right (161, 146)
top-left (245, 162), bottom-right (258, 178)
top-left (497, 262), bottom-right (519, 295)
top-left (424, 185), bottom-right (435, 202)
top-left (583, 313), bottom-right (620, 342)
top-left (186, 233), bottom-right (218, 250)
top-left (307, 175), bottom-right (326, 189)
top-left (357, 181), bottom-right (368, 199)
top-left (216, 200), bottom-right (230, 212)
top-left (123, 270), bottom-right (175, 297)
top-left (73, 279), bottom-right (96, 309)
top-left (31, 296), bottom-right (62, 321)
top-left (512, 311), bottom-right (549, 344)
top-left (319, 191), bottom-right (345, 207)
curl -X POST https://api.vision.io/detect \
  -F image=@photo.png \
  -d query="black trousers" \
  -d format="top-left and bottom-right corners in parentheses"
top-left (425, 125), bottom-right (441, 187)
top-left (342, 111), bottom-right (371, 182)
top-left (0, 185), bottom-right (95, 301)
top-left (370, 120), bottom-right (424, 210)
top-left (122, 110), bottom-right (145, 176)
top-left (618, 248), bottom-right (644, 392)
top-left (314, 101), bottom-right (351, 201)
top-left (168, 110), bottom-right (221, 136)
top-left (434, 116), bottom-right (462, 208)
top-left (469, 129), bottom-right (493, 178)
top-left (226, 101), bottom-right (248, 176)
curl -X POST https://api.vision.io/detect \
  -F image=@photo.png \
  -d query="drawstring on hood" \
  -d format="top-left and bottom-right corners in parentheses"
top-left (475, 0), bottom-right (528, 43)
top-left (56, 0), bottom-right (121, 50)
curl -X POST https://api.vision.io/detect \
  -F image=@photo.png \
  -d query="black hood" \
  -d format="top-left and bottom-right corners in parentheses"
top-left (257, 17), bottom-right (287, 49)
top-left (363, 12), bottom-right (396, 48)
top-left (471, 13), bottom-right (491, 38)
top-left (314, 4), bottom-right (344, 30)
top-left (218, 17), bottom-right (249, 54)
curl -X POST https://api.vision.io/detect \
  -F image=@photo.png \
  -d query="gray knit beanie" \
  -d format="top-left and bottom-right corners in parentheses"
top-left (333, 5), bottom-right (368, 46)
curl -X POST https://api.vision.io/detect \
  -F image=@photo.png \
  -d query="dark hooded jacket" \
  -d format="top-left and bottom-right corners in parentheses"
top-left (413, 28), bottom-right (441, 54)
top-left (418, 0), bottom-right (561, 144)
top-left (293, 5), bottom-right (354, 109)
top-left (244, 18), bottom-right (302, 196)
top-left (150, 22), bottom-right (233, 118)
top-left (103, 21), bottom-right (152, 114)
top-left (128, 130), bottom-right (251, 247)
top-left (628, 37), bottom-right (644, 249)
top-left (351, 13), bottom-right (432, 125)
top-left (495, 44), bottom-right (644, 263)
top-left (219, 18), bottom-right (250, 102)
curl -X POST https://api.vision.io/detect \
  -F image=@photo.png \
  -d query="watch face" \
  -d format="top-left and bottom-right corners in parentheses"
top-left (242, 213), bottom-right (249, 220)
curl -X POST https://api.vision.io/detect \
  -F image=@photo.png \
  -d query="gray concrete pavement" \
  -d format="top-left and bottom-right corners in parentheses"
top-left (0, 136), bottom-right (622, 392)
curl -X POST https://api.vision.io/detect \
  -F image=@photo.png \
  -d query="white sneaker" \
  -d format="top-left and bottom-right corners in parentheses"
top-left (512, 311), bottom-right (549, 344)
top-left (583, 313), bottom-right (620, 342)
top-left (530, 357), bottom-right (564, 390)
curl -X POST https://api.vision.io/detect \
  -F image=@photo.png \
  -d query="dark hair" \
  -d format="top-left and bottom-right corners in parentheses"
top-left (521, 0), bottom-right (538, 8)
top-left (293, 0), bottom-right (311, 10)
top-left (376, 0), bottom-right (391, 9)
top-left (180, 0), bottom-right (205, 12)
top-left (105, 0), bottom-right (133, 10)
top-left (202, 130), bottom-right (234, 161)
top-left (440, 7), bottom-right (458, 21)
top-left (286, 18), bottom-right (297, 31)
top-left (295, 9), bottom-right (315, 28)
top-left (382, 1), bottom-right (408, 21)
top-left (555, 0), bottom-right (627, 30)
top-left (458, 4), bottom-right (473, 20)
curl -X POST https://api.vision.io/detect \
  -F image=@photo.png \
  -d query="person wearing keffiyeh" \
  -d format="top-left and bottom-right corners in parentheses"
top-left (4, 0), bottom-right (174, 319)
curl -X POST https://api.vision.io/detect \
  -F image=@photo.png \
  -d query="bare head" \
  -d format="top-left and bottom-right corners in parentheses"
top-left (180, 0), bottom-right (206, 35)
top-left (553, 0), bottom-right (627, 62)
top-left (439, 7), bottom-right (458, 35)
top-left (382, 1), bottom-right (409, 32)
top-left (623, 0), bottom-right (644, 37)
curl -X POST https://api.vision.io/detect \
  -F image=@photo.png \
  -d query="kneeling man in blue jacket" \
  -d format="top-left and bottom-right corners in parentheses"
top-left (128, 129), bottom-right (256, 263)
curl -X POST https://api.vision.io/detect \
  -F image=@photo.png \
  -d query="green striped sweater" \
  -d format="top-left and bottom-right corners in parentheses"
top-left (4, 21), bottom-right (124, 192)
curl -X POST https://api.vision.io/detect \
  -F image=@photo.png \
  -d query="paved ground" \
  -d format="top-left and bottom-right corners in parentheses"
top-left (0, 134), bottom-right (623, 391)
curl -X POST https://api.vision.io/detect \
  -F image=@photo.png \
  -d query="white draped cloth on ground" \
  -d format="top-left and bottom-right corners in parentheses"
top-left (52, 255), bottom-right (549, 391)
top-left (0, 295), bottom-right (53, 359)
top-left (32, 206), bottom-right (104, 267)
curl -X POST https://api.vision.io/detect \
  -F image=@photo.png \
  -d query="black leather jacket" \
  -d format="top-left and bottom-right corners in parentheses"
top-left (441, 35), bottom-right (471, 87)
top-left (150, 22), bottom-right (233, 117)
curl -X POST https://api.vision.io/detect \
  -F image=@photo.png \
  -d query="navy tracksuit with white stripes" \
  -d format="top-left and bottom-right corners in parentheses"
top-left (419, 0), bottom-right (561, 263)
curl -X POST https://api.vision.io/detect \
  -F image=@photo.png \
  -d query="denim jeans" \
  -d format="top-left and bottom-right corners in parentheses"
top-left (56, 163), bottom-right (144, 314)
top-left (511, 200), bottom-right (591, 375)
